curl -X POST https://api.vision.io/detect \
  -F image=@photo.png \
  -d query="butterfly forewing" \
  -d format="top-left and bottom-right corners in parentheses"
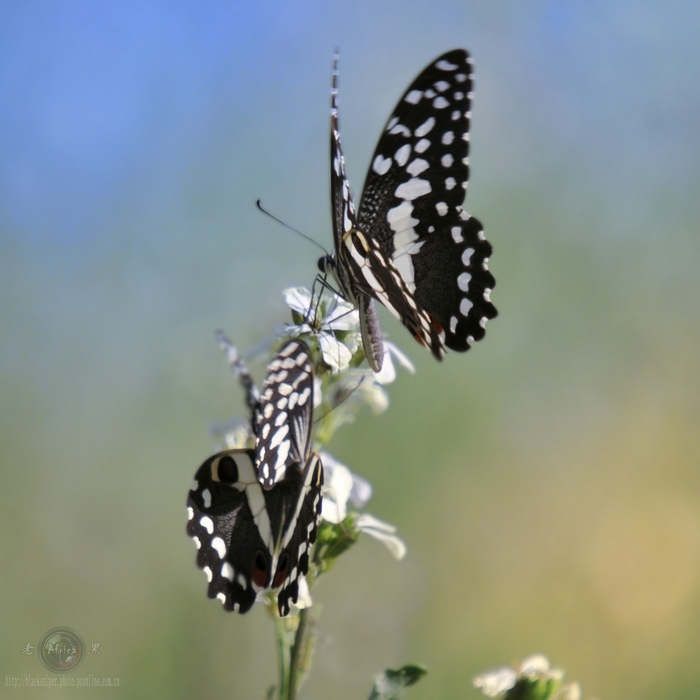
top-left (255, 340), bottom-right (314, 489)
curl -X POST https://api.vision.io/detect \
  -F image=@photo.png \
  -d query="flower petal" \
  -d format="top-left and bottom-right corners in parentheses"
top-left (283, 287), bottom-right (314, 317)
top-left (472, 667), bottom-right (517, 697)
top-left (318, 332), bottom-right (353, 372)
top-left (356, 513), bottom-right (407, 560)
top-left (323, 297), bottom-right (360, 330)
top-left (349, 472), bottom-right (372, 509)
top-left (320, 453), bottom-right (354, 523)
top-left (290, 575), bottom-right (312, 610)
top-left (373, 341), bottom-right (416, 385)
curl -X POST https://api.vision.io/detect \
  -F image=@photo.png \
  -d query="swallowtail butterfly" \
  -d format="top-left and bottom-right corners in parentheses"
top-left (187, 339), bottom-right (323, 616)
top-left (319, 49), bottom-right (498, 371)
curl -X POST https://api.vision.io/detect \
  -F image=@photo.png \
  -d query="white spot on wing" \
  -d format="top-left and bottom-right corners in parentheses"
top-left (415, 116), bottom-right (435, 137)
top-left (404, 89), bottom-right (423, 104)
top-left (435, 201), bottom-right (448, 216)
top-left (200, 516), bottom-right (214, 534)
top-left (212, 536), bottom-right (227, 558)
top-left (460, 298), bottom-right (474, 316)
top-left (442, 131), bottom-right (455, 145)
top-left (436, 59), bottom-right (458, 70)
top-left (387, 200), bottom-right (418, 232)
top-left (433, 96), bottom-right (449, 109)
top-left (458, 272), bottom-right (472, 291)
top-left (406, 158), bottom-right (429, 176)
top-left (395, 143), bottom-right (411, 166)
top-left (395, 178), bottom-right (431, 201)
top-left (462, 247), bottom-right (475, 265)
top-left (415, 139), bottom-right (430, 154)
top-left (389, 122), bottom-right (411, 137)
top-left (222, 562), bottom-right (234, 581)
top-left (372, 155), bottom-right (392, 175)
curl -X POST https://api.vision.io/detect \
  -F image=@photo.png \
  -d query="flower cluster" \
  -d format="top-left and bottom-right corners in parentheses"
top-left (473, 655), bottom-right (582, 700)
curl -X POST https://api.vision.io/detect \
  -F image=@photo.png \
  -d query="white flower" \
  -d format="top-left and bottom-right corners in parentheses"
top-left (355, 514), bottom-right (407, 560)
top-left (518, 655), bottom-right (561, 681)
top-left (372, 340), bottom-right (416, 385)
top-left (291, 575), bottom-right (312, 611)
top-left (472, 667), bottom-right (518, 697)
top-left (473, 655), bottom-right (577, 699)
top-left (320, 453), bottom-right (406, 560)
top-left (282, 287), bottom-right (360, 372)
top-left (321, 452), bottom-right (372, 523)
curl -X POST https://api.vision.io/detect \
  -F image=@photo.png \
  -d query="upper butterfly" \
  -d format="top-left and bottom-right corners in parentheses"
top-left (318, 49), bottom-right (497, 372)
top-left (187, 339), bottom-right (323, 616)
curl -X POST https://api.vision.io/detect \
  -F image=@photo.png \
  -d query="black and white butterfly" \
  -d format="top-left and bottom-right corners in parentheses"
top-left (319, 49), bottom-right (497, 372)
top-left (187, 339), bottom-right (323, 616)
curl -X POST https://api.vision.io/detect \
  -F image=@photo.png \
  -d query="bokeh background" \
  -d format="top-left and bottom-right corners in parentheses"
top-left (2, 1), bottom-right (699, 698)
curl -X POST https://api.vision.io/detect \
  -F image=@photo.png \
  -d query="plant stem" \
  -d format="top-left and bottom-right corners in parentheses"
top-left (288, 608), bottom-right (310, 700)
top-left (275, 614), bottom-right (291, 700)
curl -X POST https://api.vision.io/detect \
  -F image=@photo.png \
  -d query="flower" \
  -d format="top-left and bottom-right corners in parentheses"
top-left (472, 667), bottom-right (518, 698)
top-left (320, 452), bottom-right (406, 560)
top-left (355, 514), bottom-right (407, 560)
top-left (282, 287), bottom-right (360, 372)
top-left (321, 452), bottom-right (372, 523)
top-left (372, 340), bottom-right (415, 385)
top-left (473, 655), bottom-right (581, 700)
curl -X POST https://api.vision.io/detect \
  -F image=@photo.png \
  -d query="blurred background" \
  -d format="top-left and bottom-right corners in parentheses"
top-left (2, 1), bottom-right (699, 698)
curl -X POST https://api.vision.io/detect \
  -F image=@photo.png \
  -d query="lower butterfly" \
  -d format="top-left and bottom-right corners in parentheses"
top-left (187, 338), bottom-right (323, 616)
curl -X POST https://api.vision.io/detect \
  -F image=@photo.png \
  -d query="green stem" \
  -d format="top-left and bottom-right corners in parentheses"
top-left (274, 614), bottom-right (291, 700)
top-left (288, 608), bottom-right (310, 700)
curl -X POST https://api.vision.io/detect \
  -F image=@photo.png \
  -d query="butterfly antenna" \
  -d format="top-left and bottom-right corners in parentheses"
top-left (256, 199), bottom-right (329, 257)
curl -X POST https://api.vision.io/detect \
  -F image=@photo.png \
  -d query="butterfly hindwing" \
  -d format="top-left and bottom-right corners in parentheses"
top-left (187, 449), bottom-right (270, 614)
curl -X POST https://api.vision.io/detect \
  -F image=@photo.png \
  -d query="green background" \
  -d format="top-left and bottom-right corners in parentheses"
top-left (2, 2), bottom-right (699, 698)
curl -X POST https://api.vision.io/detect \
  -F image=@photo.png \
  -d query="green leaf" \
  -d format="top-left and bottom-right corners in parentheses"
top-left (368, 664), bottom-right (428, 700)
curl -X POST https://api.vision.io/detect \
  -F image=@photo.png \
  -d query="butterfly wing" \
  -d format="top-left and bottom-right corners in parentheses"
top-left (255, 339), bottom-right (314, 490)
top-left (357, 49), bottom-right (497, 352)
top-left (329, 54), bottom-right (445, 367)
top-left (266, 451), bottom-right (324, 616)
top-left (187, 447), bottom-right (324, 617)
top-left (187, 449), bottom-right (273, 614)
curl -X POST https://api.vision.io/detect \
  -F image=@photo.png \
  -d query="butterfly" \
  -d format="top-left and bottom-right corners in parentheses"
top-left (319, 49), bottom-right (498, 372)
top-left (187, 338), bottom-right (323, 616)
